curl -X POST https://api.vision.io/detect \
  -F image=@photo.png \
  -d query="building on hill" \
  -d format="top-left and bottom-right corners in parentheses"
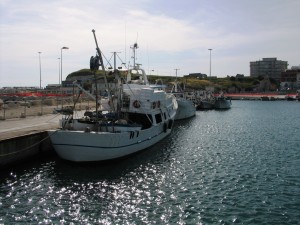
top-left (250, 57), bottom-right (288, 82)
top-left (280, 66), bottom-right (300, 90)
top-left (236, 74), bottom-right (244, 78)
top-left (185, 73), bottom-right (208, 79)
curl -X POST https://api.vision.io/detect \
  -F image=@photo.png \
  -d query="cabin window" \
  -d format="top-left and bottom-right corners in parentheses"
top-left (155, 113), bottom-right (162, 124)
top-left (128, 113), bottom-right (152, 129)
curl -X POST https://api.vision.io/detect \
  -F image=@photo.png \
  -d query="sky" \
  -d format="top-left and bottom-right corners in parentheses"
top-left (1, 0), bottom-right (300, 88)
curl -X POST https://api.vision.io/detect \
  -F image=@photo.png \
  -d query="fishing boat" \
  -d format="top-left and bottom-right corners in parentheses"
top-left (174, 96), bottom-right (196, 120)
top-left (169, 70), bottom-right (195, 120)
top-left (48, 30), bottom-right (178, 162)
top-left (171, 87), bottom-right (196, 120)
top-left (196, 100), bottom-right (214, 110)
top-left (195, 91), bottom-right (215, 110)
top-left (213, 92), bottom-right (231, 109)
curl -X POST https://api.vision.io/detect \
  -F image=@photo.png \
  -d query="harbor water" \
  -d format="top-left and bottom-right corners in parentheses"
top-left (1, 101), bottom-right (299, 224)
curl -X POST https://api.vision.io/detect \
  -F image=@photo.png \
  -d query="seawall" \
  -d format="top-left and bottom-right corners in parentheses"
top-left (225, 93), bottom-right (297, 100)
top-left (0, 131), bottom-right (54, 169)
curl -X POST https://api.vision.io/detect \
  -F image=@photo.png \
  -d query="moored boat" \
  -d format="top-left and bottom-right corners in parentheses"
top-left (194, 90), bottom-right (214, 110)
top-left (174, 96), bottom-right (196, 120)
top-left (213, 92), bottom-right (231, 109)
top-left (170, 87), bottom-right (195, 120)
top-left (196, 100), bottom-right (214, 110)
top-left (48, 30), bottom-right (178, 162)
top-left (169, 70), bottom-right (195, 120)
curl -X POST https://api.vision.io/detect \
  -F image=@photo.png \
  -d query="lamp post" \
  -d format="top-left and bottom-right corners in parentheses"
top-left (208, 48), bottom-right (212, 78)
top-left (60, 47), bottom-right (69, 108)
top-left (58, 58), bottom-right (60, 85)
top-left (38, 52), bottom-right (42, 115)
top-left (60, 47), bottom-right (69, 85)
top-left (38, 52), bottom-right (42, 89)
top-left (57, 57), bottom-right (60, 107)
top-left (174, 68), bottom-right (180, 92)
top-left (174, 68), bottom-right (180, 80)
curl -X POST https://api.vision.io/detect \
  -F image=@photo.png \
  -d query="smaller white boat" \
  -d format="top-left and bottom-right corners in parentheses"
top-left (169, 70), bottom-right (195, 120)
top-left (172, 91), bottom-right (196, 120)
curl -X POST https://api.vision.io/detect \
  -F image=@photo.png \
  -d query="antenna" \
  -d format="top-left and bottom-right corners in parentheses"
top-left (124, 22), bottom-right (127, 68)
top-left (135, 32), bottom-right (138, 43)
top-left (174, 68), bottom-right (180, 92)
top-left (130, 38), bottom-right (139, 68)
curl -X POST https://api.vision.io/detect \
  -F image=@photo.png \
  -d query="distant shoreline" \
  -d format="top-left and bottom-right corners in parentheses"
top-left (225, 93), bottom-right (298, 100)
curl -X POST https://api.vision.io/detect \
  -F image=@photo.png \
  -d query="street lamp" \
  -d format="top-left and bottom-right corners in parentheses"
top-left (58, 58), bottom-right (60, 85)
top-left (60, 47), bottom-right (69, 108)
top-left (174, 68), bottom-right (180, 92)
top-left (208, 48), bottom-right (212, 78)
top-left (174, 68), bottom-right (180, 79)
top-left (38, 51), bottom-right (42, 115)
top-left (60, 47), bottom-right (69, 85)
top-left (57, 57), bottom-right (60, 108)
top-left (38, 52), bottom-right (42, 89)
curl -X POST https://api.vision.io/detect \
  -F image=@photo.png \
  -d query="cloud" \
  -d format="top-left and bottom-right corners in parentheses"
top-left (1, 0), bottom-right (300, 87)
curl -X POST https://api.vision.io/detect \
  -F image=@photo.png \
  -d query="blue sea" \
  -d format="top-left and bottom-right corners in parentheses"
top-left (1, 100), bottom-right (299, 224)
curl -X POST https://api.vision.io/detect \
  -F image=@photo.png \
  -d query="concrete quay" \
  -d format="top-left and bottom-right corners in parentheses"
top-left (0, 114), bottom-right (60, 141)
top-left (0, 114), bottom-right (61, 168)
top-left (225, 93), bottom-right (297, 100)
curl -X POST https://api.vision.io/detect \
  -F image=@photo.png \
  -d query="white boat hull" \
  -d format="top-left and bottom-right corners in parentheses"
top-left (48, 121), bottom-right (173, 161)
top-left (175, 98), bottom-right (196, 120)
top-left (48, 41), bottom-right (178, 162)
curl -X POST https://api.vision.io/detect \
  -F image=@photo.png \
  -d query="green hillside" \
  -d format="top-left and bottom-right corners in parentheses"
top-left (66, 69), bottom-right (280, 92)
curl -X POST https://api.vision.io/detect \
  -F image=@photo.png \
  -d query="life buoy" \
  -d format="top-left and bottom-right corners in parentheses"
top-left (152, 101), bottom-right (156, 109)
top-left (133, 100), bottom-right (140, 108)
top-left (157, 101), bottom-right (161, 108)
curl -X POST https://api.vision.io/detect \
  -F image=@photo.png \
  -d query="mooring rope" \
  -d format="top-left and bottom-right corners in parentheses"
top-left (0, 105), bottom-right (93, 157)
top-left (0, 129), bottom-right (59, 157)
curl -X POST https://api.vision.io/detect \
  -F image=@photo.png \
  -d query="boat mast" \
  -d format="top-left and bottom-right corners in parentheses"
top-left (131, 43), bottom-right (138, 68)
top-left (91, 29), bottom-right (114, 112)
top-left (113, 52), bottom-right (122, 117)
top-left (129, 42), bottom-right (149, 85)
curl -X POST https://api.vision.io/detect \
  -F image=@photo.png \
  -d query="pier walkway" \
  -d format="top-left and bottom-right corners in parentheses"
top-left (0, 114), bottom-right (60, 141)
